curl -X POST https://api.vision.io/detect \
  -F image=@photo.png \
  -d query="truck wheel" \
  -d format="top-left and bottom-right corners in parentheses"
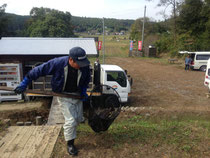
top-left (200, 65), bottom-right (207, 72)
top-left (105, 95), bottom-right (120, 108)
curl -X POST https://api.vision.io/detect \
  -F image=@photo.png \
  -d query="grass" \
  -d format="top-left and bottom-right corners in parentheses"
top-left (75, 113), bottom-right (210, 157)
top-left (79, 33), bottom-right (131, 63)
top-left (84, 34), bottom-right (185, 68)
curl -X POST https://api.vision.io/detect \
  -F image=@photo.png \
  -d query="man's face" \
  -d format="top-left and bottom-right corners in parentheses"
top-left (69, 58), bottom-right (80, 69)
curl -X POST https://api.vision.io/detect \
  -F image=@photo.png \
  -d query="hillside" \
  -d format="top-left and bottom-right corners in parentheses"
top-left (72, 16), bottom-right (134, 33)
top-left (5, 13), bottom-right (134, 36)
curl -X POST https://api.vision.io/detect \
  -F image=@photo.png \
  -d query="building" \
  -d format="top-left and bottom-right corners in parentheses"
top-left (0, 37), bottom-right (98, 101)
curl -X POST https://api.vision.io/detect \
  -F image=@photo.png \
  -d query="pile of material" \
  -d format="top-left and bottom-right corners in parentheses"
top-left (87, 85), bottom-right (121, 133)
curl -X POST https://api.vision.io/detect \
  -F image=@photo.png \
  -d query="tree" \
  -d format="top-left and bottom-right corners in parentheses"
top-left (0, 4), bottom-right (9, 37)
top-left (26, 7), bottom-right (74, 37)
top-left (158, 0), bottom-right (184, 45)
top-left (197, 0), bottom-right (210, 50)
top-left (129, 17), bottom-right (167, 41)
top-left (177, 0), bottom-right (203, 36)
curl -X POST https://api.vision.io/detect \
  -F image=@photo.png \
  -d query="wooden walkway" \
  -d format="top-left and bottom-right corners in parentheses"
top-left (0, 125), bottom-right (61, 158)
top-left (47, 96), bottom-right (64, 125)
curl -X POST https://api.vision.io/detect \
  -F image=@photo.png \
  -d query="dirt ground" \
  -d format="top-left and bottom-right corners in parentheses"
top-left (52, 57), bottom-right (210, 158)
top-left (108, 57), bottom-right (210, 112)
top-left (1, 57), bottom-right (210, 157)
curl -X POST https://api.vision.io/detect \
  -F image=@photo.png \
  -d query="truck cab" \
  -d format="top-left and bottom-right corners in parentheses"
top-left (90, 62), bottom-right (132, 103)
top-left (100, 64), bottom-right (131, 103)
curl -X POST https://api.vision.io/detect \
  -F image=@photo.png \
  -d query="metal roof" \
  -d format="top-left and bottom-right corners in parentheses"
top-left (0, 37), bottom-right (97, 55)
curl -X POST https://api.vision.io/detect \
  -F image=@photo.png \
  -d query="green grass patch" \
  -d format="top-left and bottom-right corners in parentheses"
top-left (77, 114), bottom-right (210, 156)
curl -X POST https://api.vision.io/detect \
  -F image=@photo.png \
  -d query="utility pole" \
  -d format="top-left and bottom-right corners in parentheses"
top-left (102, 17), bottom-right (105, 64)
top-left (141, 5), bottom-right (146, 52)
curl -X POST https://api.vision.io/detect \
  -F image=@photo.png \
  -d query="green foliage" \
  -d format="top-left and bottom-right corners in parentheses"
top-left (6, 14), bottom-right (30, 36)
top-left (4, 13), bottom-right (134, 37)
top-left (177, 0), bottom-right (203, 36)
top-left (72, 16), bottom-right (134, 33)
top-left (129, 17), bottom-right (168, 42)
top-left (25, 7), bottom-right (74, 37)
top-left (155, 32), bottom-right (197, 57)
top-left (155, 0), bottom-right (210, 56)
top-left (0, 4), bottom-right (9, 36)
top-left (155, 33), bottom-right (172, 55)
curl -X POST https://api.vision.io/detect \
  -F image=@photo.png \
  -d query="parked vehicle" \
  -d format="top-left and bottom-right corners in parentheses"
top-left (179, 51), bottom-right (210, 71)
top-left (91, 61), bottom-right (132, 103)
top-left (204, 59), bottom-right (210, 92)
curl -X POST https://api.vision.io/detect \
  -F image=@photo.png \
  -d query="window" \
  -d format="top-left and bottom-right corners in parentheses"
top-left (106, 71), bottom-right (127, 87)
top-left (196, 55), bottom-right (210, 60)
top-left (208, 69), bottom-right (210, 76)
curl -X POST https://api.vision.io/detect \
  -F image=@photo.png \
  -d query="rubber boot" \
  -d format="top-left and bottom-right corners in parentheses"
top-left (67, 139), bottom-right (78, 156)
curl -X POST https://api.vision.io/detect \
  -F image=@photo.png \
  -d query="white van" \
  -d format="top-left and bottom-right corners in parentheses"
top-left (204, 59), bottom-right (210, 92)
top-left (179, 51), bottom-right (210, 71)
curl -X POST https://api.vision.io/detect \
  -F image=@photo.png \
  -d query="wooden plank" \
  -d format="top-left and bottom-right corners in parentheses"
top-left (34, 126), bottom-right (58, 158)
top-left (17, 126), bottom-right (39, 158)
top-left (2, 126), bottom-right (29, 158)
top-left (47, 97), bottom-right (64, 125)
top-left (0, 127), bottom-right (23, 154)
top-left (0, 126), bottom-right (61, 158)
top-left (8, 126), bottom-right (35, 158)
top-left (23, 126), bottom-right (55, 158)
top-left (41, 126), bottom-right (62, 158)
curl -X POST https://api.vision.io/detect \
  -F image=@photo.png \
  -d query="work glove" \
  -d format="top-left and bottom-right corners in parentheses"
top-left (14, 77), bottom-right (30, 94)
top-left (80, 87), bottom-right (88, 101)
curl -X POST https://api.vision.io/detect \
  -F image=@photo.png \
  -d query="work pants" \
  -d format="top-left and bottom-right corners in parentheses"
top-left (57, 96), bottom-right (83, 141)
top-left (185, 64), bottom-right (189, 70)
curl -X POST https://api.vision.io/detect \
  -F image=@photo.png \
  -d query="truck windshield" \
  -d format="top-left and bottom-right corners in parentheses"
top-left (106, 71), bottom-right (127, 87)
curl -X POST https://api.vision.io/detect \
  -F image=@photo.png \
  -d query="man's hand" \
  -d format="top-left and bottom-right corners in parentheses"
top-left (80, 87), bottom-right (88, 101)
top-left (14, 77), bottom-right (30, 94)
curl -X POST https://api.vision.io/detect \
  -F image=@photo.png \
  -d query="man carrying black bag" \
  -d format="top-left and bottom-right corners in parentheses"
top-left (15, 47), bottom-right (90, 156)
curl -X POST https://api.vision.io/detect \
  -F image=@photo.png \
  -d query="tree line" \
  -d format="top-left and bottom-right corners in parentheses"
top-left (0, 6), bottom-right (134, 37)
top-left (130, 0), bottom-right (210, 56)
top-left (1, 1), bottom-right (210, 56)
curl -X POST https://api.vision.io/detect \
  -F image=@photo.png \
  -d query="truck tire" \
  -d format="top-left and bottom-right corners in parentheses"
top-left (104, 94), bottom-right (120, 108)
top-left (200, 65), bottom-right (207, 72)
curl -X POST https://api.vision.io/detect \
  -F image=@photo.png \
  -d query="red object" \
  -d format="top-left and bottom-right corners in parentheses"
top-left (191, 61), bottom-right (194, 65)
top-left (138, 41), bottom-right (142, 51)
top-left (98, 41), bottom-right (102, 50)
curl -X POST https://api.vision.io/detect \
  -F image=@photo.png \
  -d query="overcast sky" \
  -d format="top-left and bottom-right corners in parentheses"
top-left (1, 0), bottom-right (171, 21)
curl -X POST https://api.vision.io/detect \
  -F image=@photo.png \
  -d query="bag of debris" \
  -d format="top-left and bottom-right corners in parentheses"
top-left (87, 85), bottom-right (121, 133)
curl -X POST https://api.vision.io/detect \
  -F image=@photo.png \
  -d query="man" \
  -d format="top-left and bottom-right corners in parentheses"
top-left (14, 47), bottom-right (90, 156)
top-left (185, 55), bottom-right (192, 71)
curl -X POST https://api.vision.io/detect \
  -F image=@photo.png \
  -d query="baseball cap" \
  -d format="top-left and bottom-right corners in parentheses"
top-left (69, 47), bottom-right (90, 67)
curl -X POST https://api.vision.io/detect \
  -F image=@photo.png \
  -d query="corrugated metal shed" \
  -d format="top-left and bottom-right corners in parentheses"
top-left (0, 37), bottom-right (97, 55)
